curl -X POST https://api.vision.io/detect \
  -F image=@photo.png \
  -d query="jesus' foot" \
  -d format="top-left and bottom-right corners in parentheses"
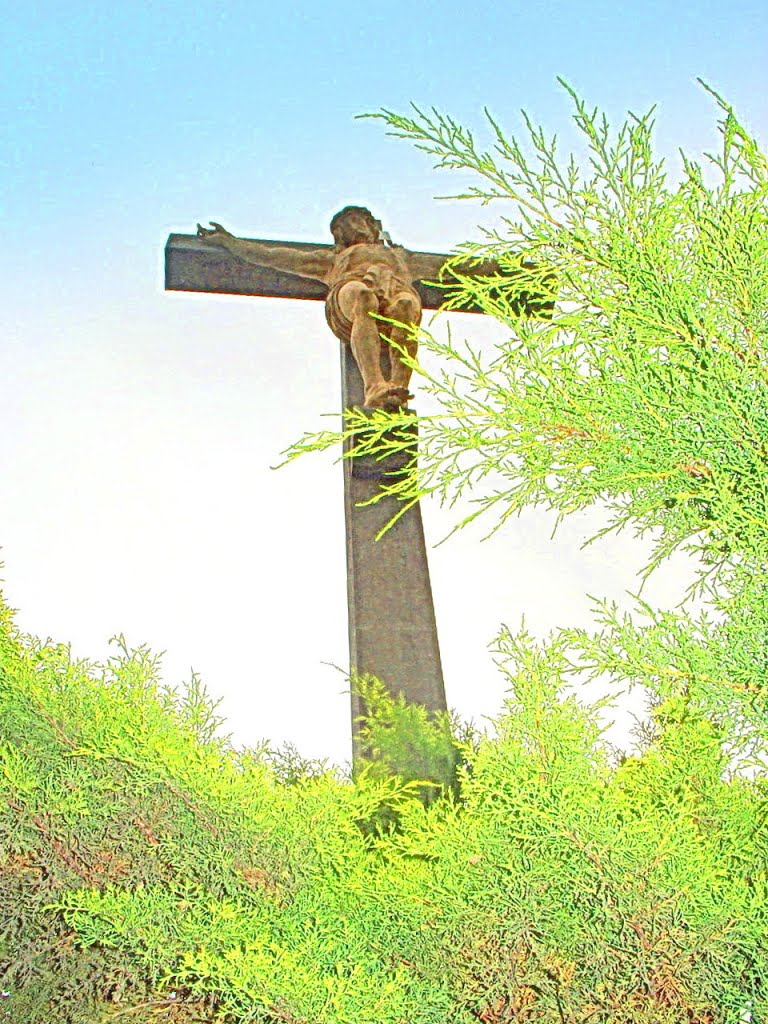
top-left (381, 387), bottom-right (412, 412)
top-left (364, 383), bottom-right (412, 410)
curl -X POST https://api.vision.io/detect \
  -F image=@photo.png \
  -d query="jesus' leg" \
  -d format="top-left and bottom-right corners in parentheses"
top-left (337, 282), bottom-right (393, 407)
top-left (385, 292), bottom-right (421, 393)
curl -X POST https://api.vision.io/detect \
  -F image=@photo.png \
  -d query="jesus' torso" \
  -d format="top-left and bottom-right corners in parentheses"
top-left (328, 242), bottom-right (414, 290)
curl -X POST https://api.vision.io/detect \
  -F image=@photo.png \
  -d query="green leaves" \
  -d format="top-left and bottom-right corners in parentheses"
top-left (323, 86), bottom-right (768, 574)
top-left (2, 576), bottom-right (767, 1019)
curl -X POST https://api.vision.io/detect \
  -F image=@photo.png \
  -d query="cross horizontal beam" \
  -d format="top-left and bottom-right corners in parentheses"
top-left (164, 233), bottom-right (544, 313)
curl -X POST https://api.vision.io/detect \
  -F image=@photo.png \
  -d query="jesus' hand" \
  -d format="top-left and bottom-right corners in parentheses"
top-left (196, 222), bottom-right (233, 243)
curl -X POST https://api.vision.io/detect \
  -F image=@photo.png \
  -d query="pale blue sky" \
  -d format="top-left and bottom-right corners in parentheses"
top-left (2, 1), bottom-right (766, 762)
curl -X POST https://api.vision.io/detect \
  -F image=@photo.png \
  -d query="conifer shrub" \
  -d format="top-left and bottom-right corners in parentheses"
top-left (2, 595), bottom-right (767, 1022)
top-left (0, 614), bottom-right (444, 1022)
top-left (352, 674), bottom-right (468, 803)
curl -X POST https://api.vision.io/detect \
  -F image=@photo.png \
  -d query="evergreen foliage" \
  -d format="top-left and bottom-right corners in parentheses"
top-left (2, 608), bottom-right (766, 1021)
top-left (352, 674), bottom-right (467, 801)
top-left (2, 84), bottom-right (768, 1022)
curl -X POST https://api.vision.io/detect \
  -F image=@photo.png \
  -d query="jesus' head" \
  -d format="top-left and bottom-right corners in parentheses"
top-left (330, 206), bottom-right (382, 248)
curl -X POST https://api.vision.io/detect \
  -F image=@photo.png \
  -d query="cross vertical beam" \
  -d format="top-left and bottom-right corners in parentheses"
top-left (340, 348), bottom-right (446, 763)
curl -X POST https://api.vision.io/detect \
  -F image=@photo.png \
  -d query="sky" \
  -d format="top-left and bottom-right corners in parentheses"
top-left (2, 0), bottom-right (766, 766)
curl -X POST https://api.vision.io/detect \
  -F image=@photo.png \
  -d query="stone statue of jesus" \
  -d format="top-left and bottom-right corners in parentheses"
top-left (197, 206), bottom-right (434, 410)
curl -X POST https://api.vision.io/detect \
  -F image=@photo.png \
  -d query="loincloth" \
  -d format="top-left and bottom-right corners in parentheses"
top-left (325, 272), bottom-right (419, 346)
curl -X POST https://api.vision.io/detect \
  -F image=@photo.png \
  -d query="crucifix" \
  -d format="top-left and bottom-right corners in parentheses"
top-left (164, 205), bottom-right (543, 763)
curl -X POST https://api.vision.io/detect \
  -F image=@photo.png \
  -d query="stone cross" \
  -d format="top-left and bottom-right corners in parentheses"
top-left (164, 207), bottom-right (545, 762)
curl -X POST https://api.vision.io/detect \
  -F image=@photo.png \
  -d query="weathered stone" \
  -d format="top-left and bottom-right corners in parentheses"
top-left (340, 344), bottom-right (446, 759)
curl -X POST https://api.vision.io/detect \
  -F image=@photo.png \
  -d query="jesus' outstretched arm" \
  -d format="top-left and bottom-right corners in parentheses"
top-left (196, 222), bottom-right (334, 283)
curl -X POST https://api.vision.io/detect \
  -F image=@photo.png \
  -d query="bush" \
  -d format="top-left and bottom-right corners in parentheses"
top-left (2, 592), bottom-right (767, 1021)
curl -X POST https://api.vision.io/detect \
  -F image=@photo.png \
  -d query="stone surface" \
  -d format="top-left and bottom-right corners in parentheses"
top-left (166, 232), bottom-right (485, 308)
top-left (165, 234), bottom-right (330, 301)
top-left (340, 344), bottom-right (447, 759)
